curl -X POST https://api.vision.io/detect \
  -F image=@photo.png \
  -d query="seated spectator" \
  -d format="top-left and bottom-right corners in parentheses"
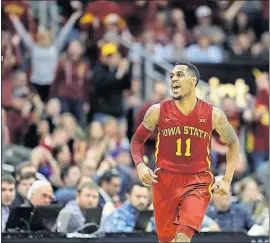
top-left (15, 162), bottom-right (37, 181)
top-left (12, 172), bottom-right (36, 207)
top-left (2, 174), bottom-right (16, 232)
top-left (207, 180), bottom-right (254, 232)
top-left (102, 182), bottom-right (151, 233)
top-left (14, 161), bottom-right (47, 182)
top-left (98, 171), bottom-right (121, 208)
top-left (55, 165), bottom-right (81, 205)
top-left (164, 33), bottom-right (187, 62)
top-left (256, 162), bottom-right (269, 199)
top-left (200, 215), bottom-right (220, 232)
top-left (59, 113), bottom-right (85, 139)
top-left (186, 35), bottom-right (223, 63)
top-left (193, 5), bottom-right (225, 44)
top-left (92, 43), bottom-right (131, 121)
top-left (52, 145), bottom-right (72, 168)
top-left (24, 180), bottom-right (54, 207)
top-left (235, 177), bottom-right (268, 224)
top-left (57, 182), bottom-right (100, 233)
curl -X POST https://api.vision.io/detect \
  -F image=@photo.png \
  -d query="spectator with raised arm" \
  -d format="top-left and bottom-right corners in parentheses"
top-left (9, 9), bottom-right (82, 102)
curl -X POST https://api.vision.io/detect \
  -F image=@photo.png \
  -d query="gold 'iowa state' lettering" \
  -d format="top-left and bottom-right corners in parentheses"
top-left (161, 126), bottom-right (210, 140)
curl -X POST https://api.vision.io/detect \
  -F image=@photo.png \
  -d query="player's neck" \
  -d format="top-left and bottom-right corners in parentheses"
top-left (174, 94), bottom-right (197, 115)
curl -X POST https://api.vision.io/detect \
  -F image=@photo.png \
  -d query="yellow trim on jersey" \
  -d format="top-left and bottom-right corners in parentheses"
top-left (206, 144), bottom-right (211, 170)
top-left (206, 170), bottom-right (214, 199)
top-left (154, 131), bottom-right (160, 163)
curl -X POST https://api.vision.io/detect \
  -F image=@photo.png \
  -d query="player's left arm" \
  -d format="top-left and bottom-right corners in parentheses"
top-left (212, 107), bottom-right (240, 183)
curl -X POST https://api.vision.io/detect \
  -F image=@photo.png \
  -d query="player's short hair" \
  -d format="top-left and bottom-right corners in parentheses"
top-left (174, 61), bottom-right (200, 85)
top-left (2, 174), bottom-right (16, 185)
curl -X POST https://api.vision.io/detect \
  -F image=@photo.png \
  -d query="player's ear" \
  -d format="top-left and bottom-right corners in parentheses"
top-left (191, 77), bottom-right (196, 85)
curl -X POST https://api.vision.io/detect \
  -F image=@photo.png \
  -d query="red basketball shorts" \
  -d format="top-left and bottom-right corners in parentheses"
top-left (152, 168), bottom-right (214, 242)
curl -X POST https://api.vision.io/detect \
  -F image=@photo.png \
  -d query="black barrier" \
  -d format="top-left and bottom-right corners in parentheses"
top-left (2, 232), bottom-right (269, 243)
top-left (153, 63), bottom-right (268, 95)
top-left (194, 63), bottom-right (268, 95)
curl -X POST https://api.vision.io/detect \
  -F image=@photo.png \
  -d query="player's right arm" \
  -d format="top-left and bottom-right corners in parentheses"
top-left (130, 104), bottom-right (160, 186)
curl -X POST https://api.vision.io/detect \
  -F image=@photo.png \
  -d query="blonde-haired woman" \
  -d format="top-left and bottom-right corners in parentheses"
top-left (10, 9), bottom-right (82, 102)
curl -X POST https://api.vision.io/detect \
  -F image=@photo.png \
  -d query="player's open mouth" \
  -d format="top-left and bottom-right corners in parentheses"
top-left (172, 85), bottom-right (181, 92)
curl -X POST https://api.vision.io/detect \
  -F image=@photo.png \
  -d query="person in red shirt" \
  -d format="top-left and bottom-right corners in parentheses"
top-left (251, 72), bottom-right (269, 171)
top-left (211, 96), bottom-right (244, 170)
top-left (130, 61), bottom-right (240, 242)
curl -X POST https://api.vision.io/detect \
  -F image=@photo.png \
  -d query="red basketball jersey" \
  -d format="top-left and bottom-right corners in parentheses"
top-left (155, 98), bottom-right (213, 173)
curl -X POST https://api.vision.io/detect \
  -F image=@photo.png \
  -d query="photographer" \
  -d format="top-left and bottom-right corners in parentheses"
top-left (92, 43), bottom-right (131, 121)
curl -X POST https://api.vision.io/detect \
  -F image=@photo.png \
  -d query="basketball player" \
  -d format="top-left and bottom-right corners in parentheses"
top-left (130, 61), bottom-right (240, 242)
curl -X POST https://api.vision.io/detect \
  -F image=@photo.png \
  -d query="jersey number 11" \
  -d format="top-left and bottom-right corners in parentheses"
top-left (176, 138), bottom-right (191, 157)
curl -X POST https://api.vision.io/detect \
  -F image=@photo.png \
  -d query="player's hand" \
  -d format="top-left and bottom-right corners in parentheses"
top-left (136, 163), bottom-right (158, 187)
top-left (211, 177), bottom-right (231, 196)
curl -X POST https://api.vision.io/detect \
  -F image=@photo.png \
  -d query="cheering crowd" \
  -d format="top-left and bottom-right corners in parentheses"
top-left (1, 0), bottom-right (269, 236)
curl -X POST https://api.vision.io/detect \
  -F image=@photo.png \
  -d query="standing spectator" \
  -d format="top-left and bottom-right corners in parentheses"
top-left (55, 165), bottom-right (81, 205)
top-left (57, 182), bottom-right (100, 233)
top-left (5, 88), bottom-right (32, 145)
top-left (193, 5), bottom-right (225, 45)
top-left (230, 11), bottom-right (255, 41)
top-left (2, 174), bottom-right (16, 232)
top-left (251, 72), bottom-right (269, 170)
top-left (50, 40), bottom-right (90, 126)
top-left (169, 8), bottom-right (192, 44)
top-left (12, 172), bottom-right (36, 207)
top-left (235, 177), bottom-right (268, 224)
top-left (92, 43), bottom-right (131, 121)
top-left (9, 10), bottom-right (82, 102)
top-left (2, 32), bottom-right (22, 107)
top-left (186, 35), bottom-right (223, 63)
top-left (102, 182), bottom-right (151, 233)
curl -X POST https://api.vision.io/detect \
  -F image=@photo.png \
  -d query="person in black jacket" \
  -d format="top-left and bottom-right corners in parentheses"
top-left (92, 43), bottom-right (131, 121)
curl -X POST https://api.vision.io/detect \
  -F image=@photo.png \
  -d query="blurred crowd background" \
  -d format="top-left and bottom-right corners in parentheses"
top-left (1, 0), bottom-right (269, 237)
